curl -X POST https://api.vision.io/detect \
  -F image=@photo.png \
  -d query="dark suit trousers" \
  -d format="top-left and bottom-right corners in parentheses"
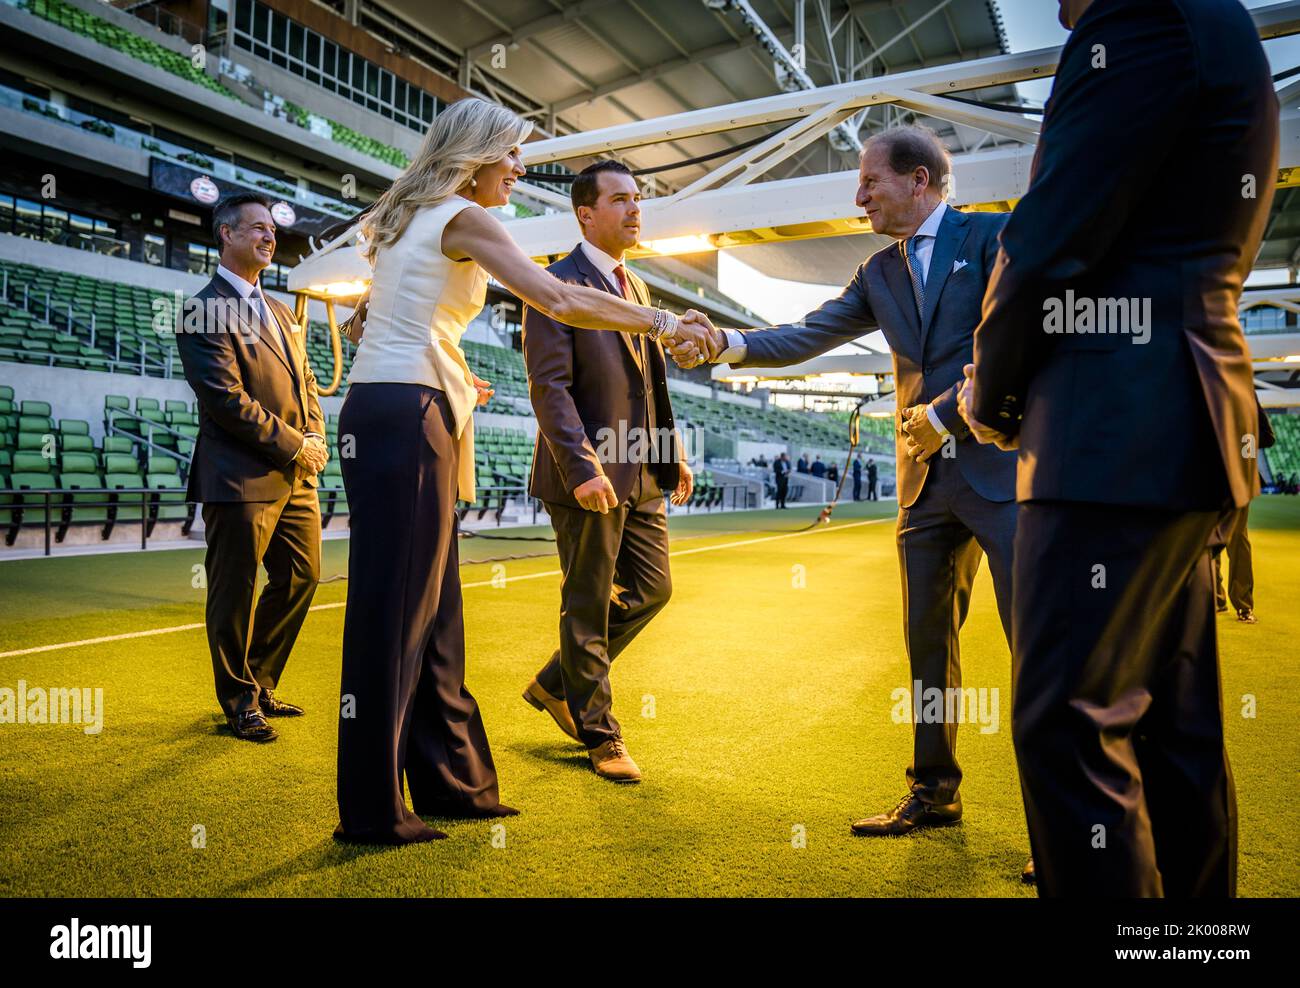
top-left (1011, 502), bottom-right (1235, 897)
top-left (201, 476), bottom-right (320, 718)
top-left (896, 454), bottom-right (1016, 804)
top-left (1213, 505), bottom-right (1254, 613)
top-left (776, 475), bottom-right (789, 508)
top-left (336, 383), bottom-right (500, 842)
top-left (535, 466), bottom-right (671, 748)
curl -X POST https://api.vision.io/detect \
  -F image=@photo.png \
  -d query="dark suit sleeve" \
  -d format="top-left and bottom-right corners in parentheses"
top-left (931, 214), bottom-right (1012, 436)
top-left (1257, 393), bottom-right (1276, 449)
top-left (970, 2), bottom-right (1196, 432)
top-left (734, 262), bottom-right (877, 367)
top-left (176, 307), bottom-right (304, 468)
top-left (522, 303), bottom-right (604, 493)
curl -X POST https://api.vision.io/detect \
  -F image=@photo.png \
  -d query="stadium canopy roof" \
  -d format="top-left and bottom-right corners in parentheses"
top-left (376, 0), bottom-right (1018, 288)
top-left (378, 0), bottom-right (1016, 187)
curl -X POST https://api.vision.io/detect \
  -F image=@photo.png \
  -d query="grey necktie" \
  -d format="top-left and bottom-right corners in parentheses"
top-left (900, 235), bottom-right (927, 321)
top-left (249, 285), bottom-right (292, 364)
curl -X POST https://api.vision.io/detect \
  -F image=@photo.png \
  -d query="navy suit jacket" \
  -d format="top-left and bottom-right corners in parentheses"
top-left (735, 206), bottom-right (1017, 509)
top-left (970, 0), bottom-right (1276, 510)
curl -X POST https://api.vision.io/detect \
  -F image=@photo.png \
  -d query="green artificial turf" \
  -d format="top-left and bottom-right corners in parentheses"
top-left (0, 498), bottom-right (1296, 897)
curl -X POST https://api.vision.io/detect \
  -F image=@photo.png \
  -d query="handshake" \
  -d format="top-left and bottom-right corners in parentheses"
top-left (663, 309), bottom-right (726, 369)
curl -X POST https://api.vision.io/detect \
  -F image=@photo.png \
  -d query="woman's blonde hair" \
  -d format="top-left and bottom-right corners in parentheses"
top-left (361, 97), bottom-right (532, 261)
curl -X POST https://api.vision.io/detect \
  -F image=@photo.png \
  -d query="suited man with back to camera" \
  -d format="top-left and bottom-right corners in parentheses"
top-left (668, 127), bottom-right (1025, 875)
top-left (960, 0), bottom-right (1277, 896)
top-left (176, 192), bottom-right (325, 743)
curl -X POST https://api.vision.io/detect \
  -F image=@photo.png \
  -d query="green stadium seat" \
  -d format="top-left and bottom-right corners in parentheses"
top-left (59, 419), bottom-right (90, 435)
top-left (58, 470), bottom-right (108, 526)
top-left (164, 399), bottom-right (188, 414)
top-left (13, 450), bottom-right (53, 474)
top-left (147, 472), bottom-right (188, 521)
top-left (60, 452), bottom-right (98, 475)
top-left (135, 397), bottom-right (160, 413)
top-left (20, 400), bottom-right (51, 417)
top-left (0, 386), bottom-right (12, 401)
top-left (102, 437), bottom-right (135, 455)
top-left (18, 415), bottom-right (53, 433)
top-left (103, 453), bottom-right (140, 475)
top-left (17, 433), bottom-right (53, 453)
top-left (104, 395), bottom-right (129, 412)
top-left (146, 455), bottom-right (179, 475)
top-left (60, 435), bottom-right (95, 456)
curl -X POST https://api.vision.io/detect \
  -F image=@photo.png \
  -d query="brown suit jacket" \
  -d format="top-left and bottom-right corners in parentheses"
top-left (523, 244), bottom-right (681, 508)
top-left (176, 272), bottom-right (325, 502)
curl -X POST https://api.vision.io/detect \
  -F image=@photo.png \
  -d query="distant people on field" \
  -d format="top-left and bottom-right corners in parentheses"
top-left (796, 453), bottom-right (810, 474)
top-left (826, 462), bottom-right (838, 484)
top-left (852, 455), bottom-right (863, 501)
top-left (773, 451), bottom-right (790, 509)
top-left (810, 455), bottom-right (826, 478)
top-left (1213, 396), bottom-right (1274, 624)
top-left (866, 458), bottom-right (878, 501)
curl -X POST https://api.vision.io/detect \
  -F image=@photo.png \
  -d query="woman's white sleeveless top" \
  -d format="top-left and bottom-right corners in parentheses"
top-left (348, 196), bottom-right (488, 502)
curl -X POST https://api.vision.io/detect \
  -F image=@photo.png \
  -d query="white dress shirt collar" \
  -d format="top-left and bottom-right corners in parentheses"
top-left (913, 200), bottom-right (948, 241)
top-left (579, 239), bottom-right (626, 286)
top-left (216, 264), bottom-right (262, 299)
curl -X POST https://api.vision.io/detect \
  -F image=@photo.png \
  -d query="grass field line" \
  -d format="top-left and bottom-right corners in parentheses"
top-left (0, 517), bottom-right (887, 660)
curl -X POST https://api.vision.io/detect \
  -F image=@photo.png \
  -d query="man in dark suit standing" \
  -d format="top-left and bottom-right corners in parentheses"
top-left (960, 0), bottom-right (1277, 896)
top-left (176, 193), bottom-right (326, 743)
top-left (774, 452), bottom-right (790, 508)
top-left (852, 455), bottom-right (863, 501)
top-left (866, 458), bottom-right (879, 501)
top-left (672, 127), bottom-right (1020, 846)
top-left (521, 161), bottom-right (692, 784)
top-left (1215, 396), bottom-right (1274, 624)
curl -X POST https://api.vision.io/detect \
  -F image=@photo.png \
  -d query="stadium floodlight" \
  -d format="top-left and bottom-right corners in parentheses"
top-left (640, 234), bottom-right (717, 256)
top-left (286, 222), bottom-right (370, 396)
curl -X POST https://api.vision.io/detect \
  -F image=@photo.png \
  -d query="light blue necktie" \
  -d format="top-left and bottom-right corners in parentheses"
top-left (901, 234), bottom-right (927, 321)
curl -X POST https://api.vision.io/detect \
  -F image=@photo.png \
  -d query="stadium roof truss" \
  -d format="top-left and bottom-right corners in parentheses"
top-left (288, 0), bottom-right (1300, 399)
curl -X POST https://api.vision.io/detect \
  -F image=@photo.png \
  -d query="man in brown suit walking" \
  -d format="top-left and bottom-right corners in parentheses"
top-left (176, 193), bottom-right (326, 742)
top-left (521, 161), bottom-right (693, 783)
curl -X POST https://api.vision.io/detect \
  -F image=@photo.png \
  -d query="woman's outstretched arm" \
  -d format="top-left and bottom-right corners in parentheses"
top-left (442, 202), bottom-right (669, 334)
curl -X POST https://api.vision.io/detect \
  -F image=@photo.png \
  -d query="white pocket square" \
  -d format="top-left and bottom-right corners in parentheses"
top-left (952, 259), bottom-right (969, 273)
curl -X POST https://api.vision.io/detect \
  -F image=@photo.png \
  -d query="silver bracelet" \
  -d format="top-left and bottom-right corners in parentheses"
top-left (647, 307), bottom-right (677, 341)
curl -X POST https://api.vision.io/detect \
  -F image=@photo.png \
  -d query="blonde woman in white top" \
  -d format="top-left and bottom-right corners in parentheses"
top-left (335, 97), bottom-right (688, 845)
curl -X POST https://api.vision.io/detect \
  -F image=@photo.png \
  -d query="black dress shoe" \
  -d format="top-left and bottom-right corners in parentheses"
top-left (1236, 608), bottom-right (1258, 624)
top-left (227, 709), bottom-right (278, 742)
top-left (850, 792), bottom-right (962, 836)
top-left (1022, 857), bottom-right (1036, 884)
top-left (259, 690), bottom-right (304, 716)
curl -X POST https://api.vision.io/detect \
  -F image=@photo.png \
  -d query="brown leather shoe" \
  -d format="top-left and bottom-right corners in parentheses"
top-left (588, 737), bottom-right (642, 783)
top-left (850, 792), bottom-right (962, 836)
top-left (522, 679), bottom-right (579, 741)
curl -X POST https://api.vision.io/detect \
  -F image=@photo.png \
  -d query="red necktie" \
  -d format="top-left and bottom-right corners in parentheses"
top-left (613, 264), bottom-right (630, 300)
